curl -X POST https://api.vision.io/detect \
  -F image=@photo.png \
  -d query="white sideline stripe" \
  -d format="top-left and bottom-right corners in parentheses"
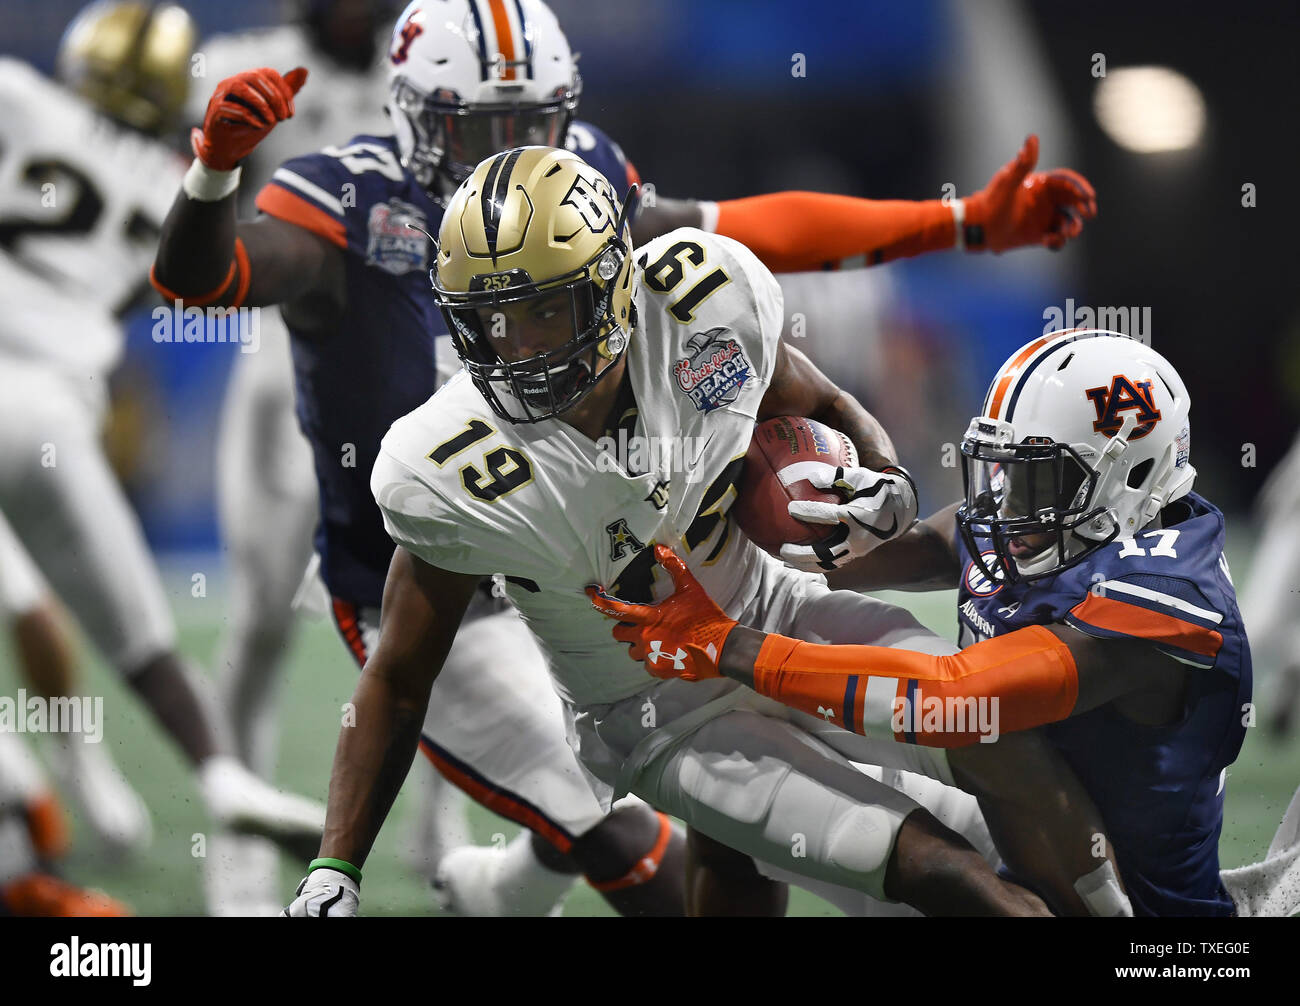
top-left (271, 168), bottom-right (345, 216)
top-left (1097, 579), bottom-right (1223, 624)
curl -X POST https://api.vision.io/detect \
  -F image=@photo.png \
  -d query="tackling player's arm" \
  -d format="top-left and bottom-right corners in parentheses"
top-left (948, 728), bottom-right (1128, 917)
top-left (631, 134), bottom-right (1096, 271)
top-left (591, 545), bottom-right (1185, 744)
top-left (150, 66), bottom-right (344, 313)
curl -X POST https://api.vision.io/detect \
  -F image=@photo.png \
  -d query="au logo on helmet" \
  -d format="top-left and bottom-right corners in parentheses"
top-left (390, 7), bottom-right (426, 65)
top-left (1085, 375), bottom-right (1162, 440)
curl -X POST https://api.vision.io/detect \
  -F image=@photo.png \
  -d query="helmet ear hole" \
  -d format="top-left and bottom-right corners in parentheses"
top-left (1127, 458), bottom-right (1155, 489)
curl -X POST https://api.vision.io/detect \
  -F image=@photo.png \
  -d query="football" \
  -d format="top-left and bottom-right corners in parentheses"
top-left (732, 416), bottom-right (858, 554)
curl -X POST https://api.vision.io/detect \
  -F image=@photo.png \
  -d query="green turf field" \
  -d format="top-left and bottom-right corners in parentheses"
top-left (2, 536), bottom-right (1296, 916)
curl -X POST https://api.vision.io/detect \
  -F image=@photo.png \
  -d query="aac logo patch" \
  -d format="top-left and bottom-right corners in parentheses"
top-left (1084, 374), bottom-right (1162, 440)
top-left (607, 518), bottom-right (646, 561)
top-left (673, 328), bottom-right (752, 414)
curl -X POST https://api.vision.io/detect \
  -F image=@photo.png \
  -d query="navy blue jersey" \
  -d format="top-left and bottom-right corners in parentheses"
top-left (256, 125), bottom-right (636, 606)
top-left (955, 492), bottom-right (1252, 916)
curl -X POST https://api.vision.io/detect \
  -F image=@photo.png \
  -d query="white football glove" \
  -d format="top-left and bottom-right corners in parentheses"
top-left (780, 463), bottom-right (918, 572)
top-left (281, 868), bottom-right (359, 917)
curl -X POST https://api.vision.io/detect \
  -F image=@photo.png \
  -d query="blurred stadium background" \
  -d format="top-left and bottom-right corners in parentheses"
top-left (0, 0), bottom-right (1296, 915)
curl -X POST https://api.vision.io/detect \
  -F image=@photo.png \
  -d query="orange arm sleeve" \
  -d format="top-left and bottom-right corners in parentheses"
top-left (751, 625), bottom-right (1078, 747)
top-left (713, 192), bottom-right (956, 272)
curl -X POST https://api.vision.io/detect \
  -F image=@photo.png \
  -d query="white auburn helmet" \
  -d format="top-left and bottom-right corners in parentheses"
top-left (385, 0), bottom-right (580, 195)
top-left (957, 330), bottom-right (1196, 583)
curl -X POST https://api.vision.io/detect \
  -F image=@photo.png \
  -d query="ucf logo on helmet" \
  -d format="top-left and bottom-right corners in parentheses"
top-left (1085, 375), bottom-right (1162, 440)
top-left (559, 175), bottom-right (617, 238)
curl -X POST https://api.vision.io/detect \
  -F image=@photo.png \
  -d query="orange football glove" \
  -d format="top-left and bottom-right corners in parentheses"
top-left (191, 66), bottom-right (308, 172)
top-left (587, 544), bottom-right (738, 681)
top-left (962, 134), bottom-right (1097, 253)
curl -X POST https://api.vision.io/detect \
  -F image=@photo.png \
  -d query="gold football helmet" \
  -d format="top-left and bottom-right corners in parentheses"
top-left (432, 145), bottom-right (638, 423)
top-left (56, 1), bottom-right (196, 135)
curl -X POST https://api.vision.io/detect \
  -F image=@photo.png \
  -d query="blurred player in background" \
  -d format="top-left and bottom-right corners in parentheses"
top-left (0, 730), bottom-right (129, 916)
top-left (156, 0), bottom-right (1094, 914)
top-left (0, 0), bottom-right (326, 879)
top-left (185, 0), bottom-right (437, 917)
top-left (0, 512), bottom-right (151, 853)
top-left (1240, 432), bottom-right (1300, 736)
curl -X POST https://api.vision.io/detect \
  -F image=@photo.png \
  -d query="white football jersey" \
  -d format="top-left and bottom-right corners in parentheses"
top-left (188, 26), bottom-right (392, 199)
top-left (0, 58), bottom-right (185, 378)
top-left (373, 229), bottom-right (785, 705)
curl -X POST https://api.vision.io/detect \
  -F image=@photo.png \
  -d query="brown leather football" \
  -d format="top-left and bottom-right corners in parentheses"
top-left (732, 416), bottom-right (858, 555)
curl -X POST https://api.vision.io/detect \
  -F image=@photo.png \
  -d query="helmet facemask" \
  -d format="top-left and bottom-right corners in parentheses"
top-left (390, 75), bottom-right (580, 197)
top-left (957, 420), bottom-right (1116, 584)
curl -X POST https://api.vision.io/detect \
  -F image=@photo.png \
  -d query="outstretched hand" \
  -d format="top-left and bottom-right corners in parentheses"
top-left (963, 134), bottom-right (1097, 253)
top-left (587, 544), bottom-right (738, 681)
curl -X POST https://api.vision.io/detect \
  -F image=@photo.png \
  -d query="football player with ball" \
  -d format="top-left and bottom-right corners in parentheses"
top-left (292, 147), bottom-right (1130, 917)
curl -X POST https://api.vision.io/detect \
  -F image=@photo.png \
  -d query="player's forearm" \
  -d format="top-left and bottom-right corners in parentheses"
top-left (825, 503), bottom-right (962, 593)
top-left (152, 181), bottom-right (242, 304)
top-left (810, 389), bottom-right (896, 473)
top-left (720, 625), bottom-right (1079, 747)
top-left (318, 666), bottom-right (428, 867)
top-left (950, 733), bottom-right (1131, 917)
top-left (713, 192), bottom-right (955, 273)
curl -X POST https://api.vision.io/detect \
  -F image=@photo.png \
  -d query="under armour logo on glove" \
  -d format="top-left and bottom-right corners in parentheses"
top-left (586, 545), bottom-right (738, 682)
top-left (648, 640), bottom-right (688, 671)
top-left (780, 463), bottom-right (919, 572)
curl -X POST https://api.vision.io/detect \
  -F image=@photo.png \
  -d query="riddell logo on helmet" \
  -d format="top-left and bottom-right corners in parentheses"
top-left (1085, 375), bottom-right (1162, 439)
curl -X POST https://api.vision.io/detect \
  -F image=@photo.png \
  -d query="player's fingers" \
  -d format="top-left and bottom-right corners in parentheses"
top-left (652, 544), bottom-right (697, 593)
top-left (1018, 134), bottom-right (1040, 174)
top-left (777, 460), bottom-right (836, 490)
top-left (996, 134), bottom-right (1038, 190)
top-left (282, 66), bottom-right (309, 96)
top-left (248, 71), bottom-right (292, 120)
top-left (1044, 167), bottom-right (1097, 207)
top-left (229, 77), bottom-right (278, 120)
top-left (214, 104), bottom-right (268, 130)
top-left (611, 622), bottom-right (642, 646)
top-left (586, 585), bottom-right (643, 621)
top-left (1040, 172), bottom-right (1097, 218)
top-left (788, 499), bottom-right (842, 526)
top-left (778, 543), bottom-right (824, 570)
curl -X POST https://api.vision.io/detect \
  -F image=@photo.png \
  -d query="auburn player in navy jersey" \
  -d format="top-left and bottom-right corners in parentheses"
top-left (596, 331), bottom-right (1300, 916)
top-left (153, 0), bottom-right (1097, 915)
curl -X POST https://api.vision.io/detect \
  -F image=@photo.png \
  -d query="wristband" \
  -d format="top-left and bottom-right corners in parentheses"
top-left (880, 464), bottom-right (918, 504)
top-left (309, 857), bottom-right (362, 884)
top-left (949, 198), bottom-right (966, 249)
top-left (183, 157), bottom-right (242, 202)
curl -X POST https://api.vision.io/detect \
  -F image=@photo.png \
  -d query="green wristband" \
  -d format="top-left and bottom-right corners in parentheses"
top-left (309, 857), bottom-right (362, 884)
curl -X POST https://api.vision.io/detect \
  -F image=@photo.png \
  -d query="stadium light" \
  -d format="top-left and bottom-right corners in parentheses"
top-left (1093, 66), bottom-right (1206, 153)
